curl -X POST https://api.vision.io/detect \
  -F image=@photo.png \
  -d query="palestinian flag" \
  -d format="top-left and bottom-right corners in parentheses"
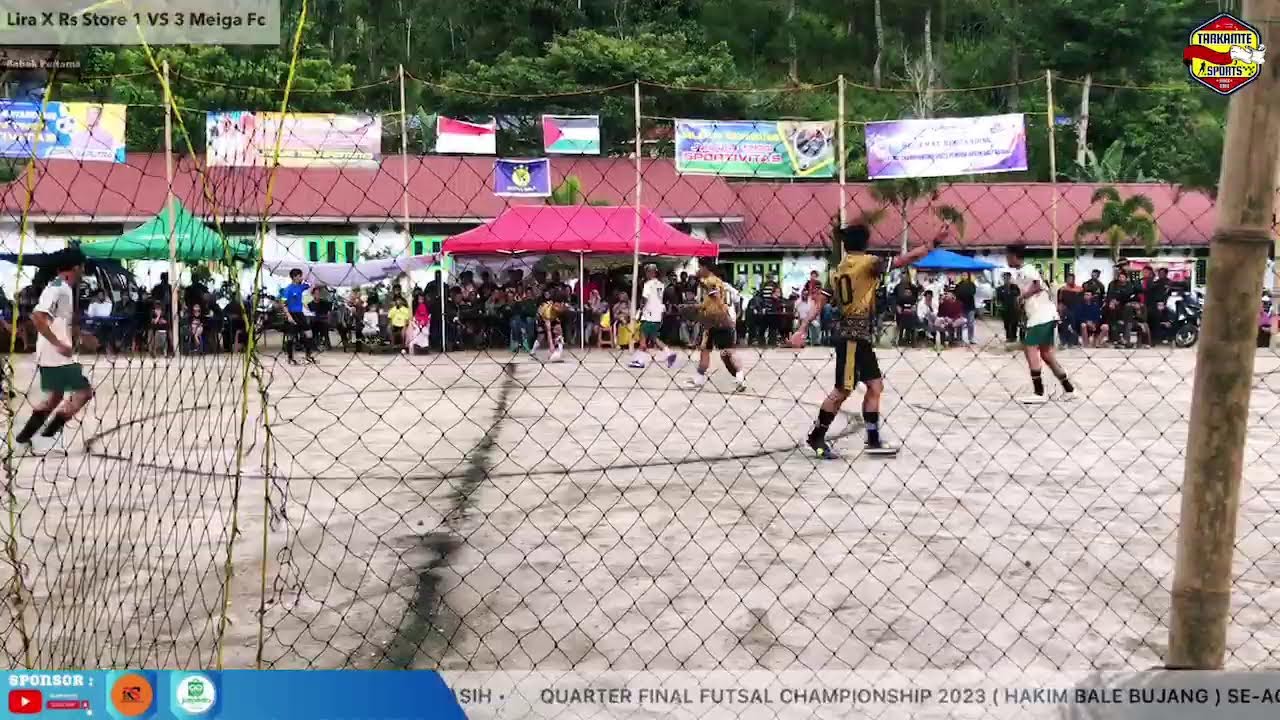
top-left (435, 117), bottom-right (496, 154)
top-left (542, 115), bottom-right (600, 155)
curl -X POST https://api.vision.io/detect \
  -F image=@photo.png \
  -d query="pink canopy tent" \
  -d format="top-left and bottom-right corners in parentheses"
top-left (441, 205), bottom-right (718, 351)
top-left (441, 205), bottom-right (719, 257)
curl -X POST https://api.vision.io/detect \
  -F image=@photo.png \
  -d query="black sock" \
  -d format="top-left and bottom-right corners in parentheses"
top-left (15, 410), bottom-right (50, 443)
top-left (1056, 371), bottom-right (1074, 393)
top-left (41, 414), bottom-right (70, 438)
top-left (1031, 370), bottom-right (1045, 396)
top-left (863, 411), bottom-right (881, 446)
top-left (809, 409), bottom-right (836, 443)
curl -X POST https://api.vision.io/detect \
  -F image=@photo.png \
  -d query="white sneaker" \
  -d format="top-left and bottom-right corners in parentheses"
top-left (1016, 394), bottom-right (1049, 405)
top-left (628, 360), bottom-right (646, 369)
top-left (734, 373), bottom-right (748, 392)
top-left (1060, 388), bottom-right (1077, 401)
top-left (686, 373), bottom-right (708, 388)
top-left (549, 350), bottom-right (563, 363)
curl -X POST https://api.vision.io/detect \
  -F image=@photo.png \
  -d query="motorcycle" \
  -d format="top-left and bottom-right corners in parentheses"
top-left (1170, 292), bottom-right (1202, 348)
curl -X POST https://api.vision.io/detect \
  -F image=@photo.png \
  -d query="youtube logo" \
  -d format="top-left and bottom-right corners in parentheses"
top-left (8, 689), bottom-right (42, 714)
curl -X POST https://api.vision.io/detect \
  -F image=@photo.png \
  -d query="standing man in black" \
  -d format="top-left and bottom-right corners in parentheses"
top-left (995, 272), bottom-right (1022, 343)
top-left (953, 272), bottom-right (977, 345)
top-left (1082, 269), bottom-right (1105, 300)
top-left (1142, 266), bottom-right (1170, 344)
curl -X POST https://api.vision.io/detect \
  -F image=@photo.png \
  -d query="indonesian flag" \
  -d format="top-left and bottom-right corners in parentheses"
top-left (435, 117), bottom-right (496, 154)
top-left (542, 115), bottom-right (601, 155)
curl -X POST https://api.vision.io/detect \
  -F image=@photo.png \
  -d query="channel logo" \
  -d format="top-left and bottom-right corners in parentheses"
top-left (8, 688), bottom-right (42, 714)
top-left (110, 673), bottom-right (154, 718)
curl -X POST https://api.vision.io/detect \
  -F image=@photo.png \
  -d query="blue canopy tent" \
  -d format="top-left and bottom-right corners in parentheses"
top-left (912, 248), bottom-right (997, 272)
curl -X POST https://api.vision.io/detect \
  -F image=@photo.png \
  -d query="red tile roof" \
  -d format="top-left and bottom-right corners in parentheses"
top-left (0, 154), bottom-right (1218, 249)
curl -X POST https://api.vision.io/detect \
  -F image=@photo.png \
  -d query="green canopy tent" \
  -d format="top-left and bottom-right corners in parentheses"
top-left (80, 201), bottom-right (254, 263)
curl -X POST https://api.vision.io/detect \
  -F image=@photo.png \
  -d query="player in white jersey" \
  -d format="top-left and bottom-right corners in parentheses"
top-left (1005, 245), bottom-right (1075, 404)
top-left (629, 264), bottom-right (678, 369)
top-left (15, 248), bottom-right (95, 448)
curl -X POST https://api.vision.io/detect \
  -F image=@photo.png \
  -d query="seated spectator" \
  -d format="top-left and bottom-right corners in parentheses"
top-left (1151, 301), bottom-right (1175, 345)
top-left (388, 297), bottom-right (411, 351)
top-left (895, 279), bottom-right (920, 346)
top-left (189, 303), bottom-right (206, 353)
top-left (86, 289), bottom-right (115, 354)
top-left (410, 296), bottom-right (431, 354)
top-left (610, 291), bottom-right (632, 346)
top-left (1078, 293), bottom-right (1107, 348)
top-left (916, 290), bottom-right (939, 344)
top-left (150, 303), bottom-right (170, 356)
top-left (936, 292), bottom-right (965, 345)
top-left (362, 303), bottom-right (382, 342)
top-left (509, 287), bottom-right (538, 352)
top-left (1104, 298), bottom-right (1129, 347)
top-left (309, 286), bottom-right (334, 351)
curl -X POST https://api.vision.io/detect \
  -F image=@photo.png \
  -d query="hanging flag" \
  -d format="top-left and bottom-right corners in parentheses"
top-left (435, 116), bottom-right (496, 154)
top-left (494, 158), bottom-right (552, 197)
top-left (542, 115), bottom-right (601, 155)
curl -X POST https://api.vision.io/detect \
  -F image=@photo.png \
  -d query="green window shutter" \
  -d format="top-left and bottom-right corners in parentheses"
top-left (307, 240), bottom-right (320, 263)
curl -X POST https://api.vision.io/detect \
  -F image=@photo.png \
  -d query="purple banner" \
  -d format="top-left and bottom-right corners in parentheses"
top-left (864, 113), bottom-right (1028, 180)
top-left (494, 158), bottom-right (552, 197)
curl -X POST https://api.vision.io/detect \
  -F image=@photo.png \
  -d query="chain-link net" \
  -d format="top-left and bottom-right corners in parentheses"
top-left (1, 31), bottom-right (1278, 709)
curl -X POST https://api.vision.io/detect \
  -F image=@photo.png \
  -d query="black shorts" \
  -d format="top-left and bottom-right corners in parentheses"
top-left (700, 327), bottom-right (735, 351)
top-left (833, 338), bottom-right (881, 391)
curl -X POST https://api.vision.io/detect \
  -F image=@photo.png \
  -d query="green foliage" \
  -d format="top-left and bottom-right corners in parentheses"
top-left (21, 0), bottom-right (1223, 189)
top-left (1066, 139), bottom-right (1160, 183)
top-left (1074, 186), bottom-right (1158, 261)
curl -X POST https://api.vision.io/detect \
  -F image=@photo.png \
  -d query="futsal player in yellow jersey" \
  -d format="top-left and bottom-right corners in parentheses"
top-left (791, 223), bottom-right (946, 458)
top-left (688, 258), bottom-right (747, 391)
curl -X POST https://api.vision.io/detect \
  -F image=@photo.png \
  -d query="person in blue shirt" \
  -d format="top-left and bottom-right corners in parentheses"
top-left (279, 269), bottom-right (315, 364)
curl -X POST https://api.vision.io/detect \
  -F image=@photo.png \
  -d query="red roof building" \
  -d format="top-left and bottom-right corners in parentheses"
top-left (0, 154), bottom-right (1218, 251)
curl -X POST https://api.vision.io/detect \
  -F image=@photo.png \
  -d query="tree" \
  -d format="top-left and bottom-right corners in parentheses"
top-left (1065, 139), bottom-right (1160, 183)
top-left (1073, 186), bottom-right (1158, 261)
top-left (867, 178), bottom-right (965, 252)
top-left (548, 175), bottom-right (609, 206)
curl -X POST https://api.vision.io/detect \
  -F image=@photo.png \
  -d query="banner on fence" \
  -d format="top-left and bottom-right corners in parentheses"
top-left (1122, 257), bottom-right (1197, 284)
top-left (206, 111), bottom-right (381, 167)
top-left (542, 115), bottom-right (601, 155)
top-left (436, 116), bottom-right (497, 155)
top-left (865, 113), bottom-right (1028, 180)
top-left (0, 101), bottom-right (126, 163)
top-left (675, 119), bottom-right (836, 178)
top-left (494, 158), bottom-right (552, 197)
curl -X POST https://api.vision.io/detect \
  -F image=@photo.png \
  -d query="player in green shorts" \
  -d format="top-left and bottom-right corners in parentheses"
top-left (14, 248), bottom-right (95, 450)
top-left (1005, 245), bottom-right (1075, 404)
top-left (629, 264), bottom-right (678, 369)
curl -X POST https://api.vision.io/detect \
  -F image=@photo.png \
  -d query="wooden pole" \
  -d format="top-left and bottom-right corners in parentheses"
top-left (163, 60), bottom-right (180, 356)
top-left (837, 74), bottom-right (847, 230)
top-left (627, 80), bottom-right (643, 352)
top-left (1045, 70), bottom-right (1059, 283)
top-left (1167, 0), bottom-right (1280, 669)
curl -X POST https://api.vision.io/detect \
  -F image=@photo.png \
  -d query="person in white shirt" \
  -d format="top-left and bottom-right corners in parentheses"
top-left (916, 290), bottom-right (939, 342)
top-left (362, 304), bottom-right (382, 341)
top-left (86, 290), bottom-right (113, 318)
top-left (629, 264), bottom-right (678, 369)
top-left (1006, 245), bottom-right (1075, 404)
top-left (15, 248), bottom-right (94, 448)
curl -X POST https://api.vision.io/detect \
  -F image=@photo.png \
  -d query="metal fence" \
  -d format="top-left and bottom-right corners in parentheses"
top-left (2, 59), bottom-right (1278, 687)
